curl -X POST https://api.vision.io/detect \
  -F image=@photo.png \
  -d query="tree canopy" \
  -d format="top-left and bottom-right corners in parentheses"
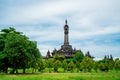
top-left (0, 27), bottom-right (42, 73)
top-left (73, 51), bottom-right (84, 63)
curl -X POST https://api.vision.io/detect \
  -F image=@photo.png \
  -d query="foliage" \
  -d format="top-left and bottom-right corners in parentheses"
top-left (4, 33), bottom-right (28, 73)
top-left (85, 51), bottom-right (94, 58)
top-left (93, 61), bottom-right (98, 72)
top-left (62, 60), bottom-right (68, 72)
top-left (53, 60), bottom-right (61, 72)
top-left (53, 53), bottom-right (64, 72)
top-left (45, 59), bottom-right (53, 72)
top-left (66, 58), bottom-right (73, 63)
top-left (98, 59), bottom-right (110, 72)
top-left (80, 57), bottom-right (94, 72)
top-left (0, 53), bottom-right (6, 66)
top-left (0, 52), bottom-right (8, 73)
top-left (38, 60), bottom-right (46, 72)
top-left (114, 58), bottom-right (120, 71)
top-left (73, 51), bottom-right (84, 63)
top-left (0, 27), bottom-right (41, 74)
top-left (76, 61), bottom-right (81, 72)
top-left (68, 61), bottom-right (75, 72)
top-left (53, 53), bottom-right (65, 62)
top-left (0, 27), bottom-right (120, 74)
top-left (0, 33), bottom-right (9, 73)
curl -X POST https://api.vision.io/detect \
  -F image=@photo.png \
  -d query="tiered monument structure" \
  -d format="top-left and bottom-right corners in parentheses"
top-left (46, 20), bottom-right (81, 58)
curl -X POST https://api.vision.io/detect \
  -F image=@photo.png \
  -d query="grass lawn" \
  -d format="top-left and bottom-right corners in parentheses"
top-left (0, 71), bottom-right (120, 80)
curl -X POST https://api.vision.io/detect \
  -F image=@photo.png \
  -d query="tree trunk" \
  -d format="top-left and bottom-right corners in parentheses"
top-left (32, 68), bottom-right (34, 73)
top-left (4, 67), bottom-right (8, 73)
top-left (23, 68), bottom-right (26, 73)
top-left (16, 69), bottom-right (18, 74)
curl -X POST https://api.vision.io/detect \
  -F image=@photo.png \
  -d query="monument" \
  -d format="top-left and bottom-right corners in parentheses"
top-left (46, 20), bottom-right (81, 58)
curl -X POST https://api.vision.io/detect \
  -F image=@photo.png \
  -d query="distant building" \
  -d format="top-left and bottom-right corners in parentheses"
top-left (46, 20), bottom-right (82, 59)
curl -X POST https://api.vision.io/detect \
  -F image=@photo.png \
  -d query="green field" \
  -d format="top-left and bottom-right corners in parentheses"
top-left (0, 71), bottom-right (120, 80)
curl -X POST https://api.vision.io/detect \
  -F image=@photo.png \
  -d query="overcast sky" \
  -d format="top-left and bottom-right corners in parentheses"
top-left (0, 0), bottom-right (120, 59)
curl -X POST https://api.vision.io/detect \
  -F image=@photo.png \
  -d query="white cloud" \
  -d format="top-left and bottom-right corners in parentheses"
top-left (2, 0), bottom-right (119, 25)
top-left (0, 0), bottom-right (120, 58)
top-left (70, 25), bottom-right (120, 40)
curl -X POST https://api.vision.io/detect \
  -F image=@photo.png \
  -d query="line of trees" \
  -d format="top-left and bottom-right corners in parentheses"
top-left (0, 27), bottom-right (42, 74)
top-left (38, 52), bottom-right (120, 73)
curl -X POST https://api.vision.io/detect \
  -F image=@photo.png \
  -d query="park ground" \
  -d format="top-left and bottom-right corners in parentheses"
top-left (0, 70), bottom-right (120, 80)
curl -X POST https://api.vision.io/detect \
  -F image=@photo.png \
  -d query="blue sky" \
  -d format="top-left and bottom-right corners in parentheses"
top-left (0, 0), bottom-right (120, 60)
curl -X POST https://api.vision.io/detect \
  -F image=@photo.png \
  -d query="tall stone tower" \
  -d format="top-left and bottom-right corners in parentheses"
top-left (45, 20), bottom-right (87, 59)
top-left (51, 20), bottom-right (77, 58)
top-left (64, 20), bottom-right (69, 45)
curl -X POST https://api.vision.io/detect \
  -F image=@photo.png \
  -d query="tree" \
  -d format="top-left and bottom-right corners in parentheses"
top-left (1, 27), bottom-right (21, 34)
top-left (28, 41), bottom-right (42, 73)
top-left (80, 57), bottom-right (94, 72)
top-left (114, 58), bottom-right (120, 72)
top-left (53, 60), bottom-right (61, 72)
top-left (85, 51), bottom-right (94, 58)
top-left (0, 27), bottom-right (41, 74)
top-left (4, 33), bottom-right (29, 73)
top-left (0, 35), bottom-right (8, 73)
top-left (93, 61), bottom-right (98, 72)
top-left (0, 27), bottom-right (21, 73)
top-left (110, 55), bottom-right (113, 61)
top-left (62, 60), bottom-right (68, 72)
top-left (76, 61), bottom-right (81, 72)
top-left (98, 59), bottom-right (110, 72)
top-left (0, 52), bottom-right (7, 73)
top-left (46, 59), bottom-right (53, 72)
top-left (0, 34), bottom-right (5, 51)
top-left (38, 60), bottom-right (46, 72)
top-left (73, 51), bottom-right (84, 63)
top-left (68, 61), bottom-right (75, 72)
top-left (53, 53), bottom-right (65, 62)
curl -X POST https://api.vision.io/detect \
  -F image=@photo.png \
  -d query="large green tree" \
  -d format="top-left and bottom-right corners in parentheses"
top-left (0, 34), bottom-right (7, 73)
top-left (0, 27), bottom-right (41, 74)
top-left (0, 27), bottom-right (20, 73)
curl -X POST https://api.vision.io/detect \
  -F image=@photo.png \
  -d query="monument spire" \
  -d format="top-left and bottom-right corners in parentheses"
top-left (46, 20), bottom-right (80, 59)
top-left (65, 19), bottom-right (67, 25)
top-left (64, 20), bottom-right (69, 45)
